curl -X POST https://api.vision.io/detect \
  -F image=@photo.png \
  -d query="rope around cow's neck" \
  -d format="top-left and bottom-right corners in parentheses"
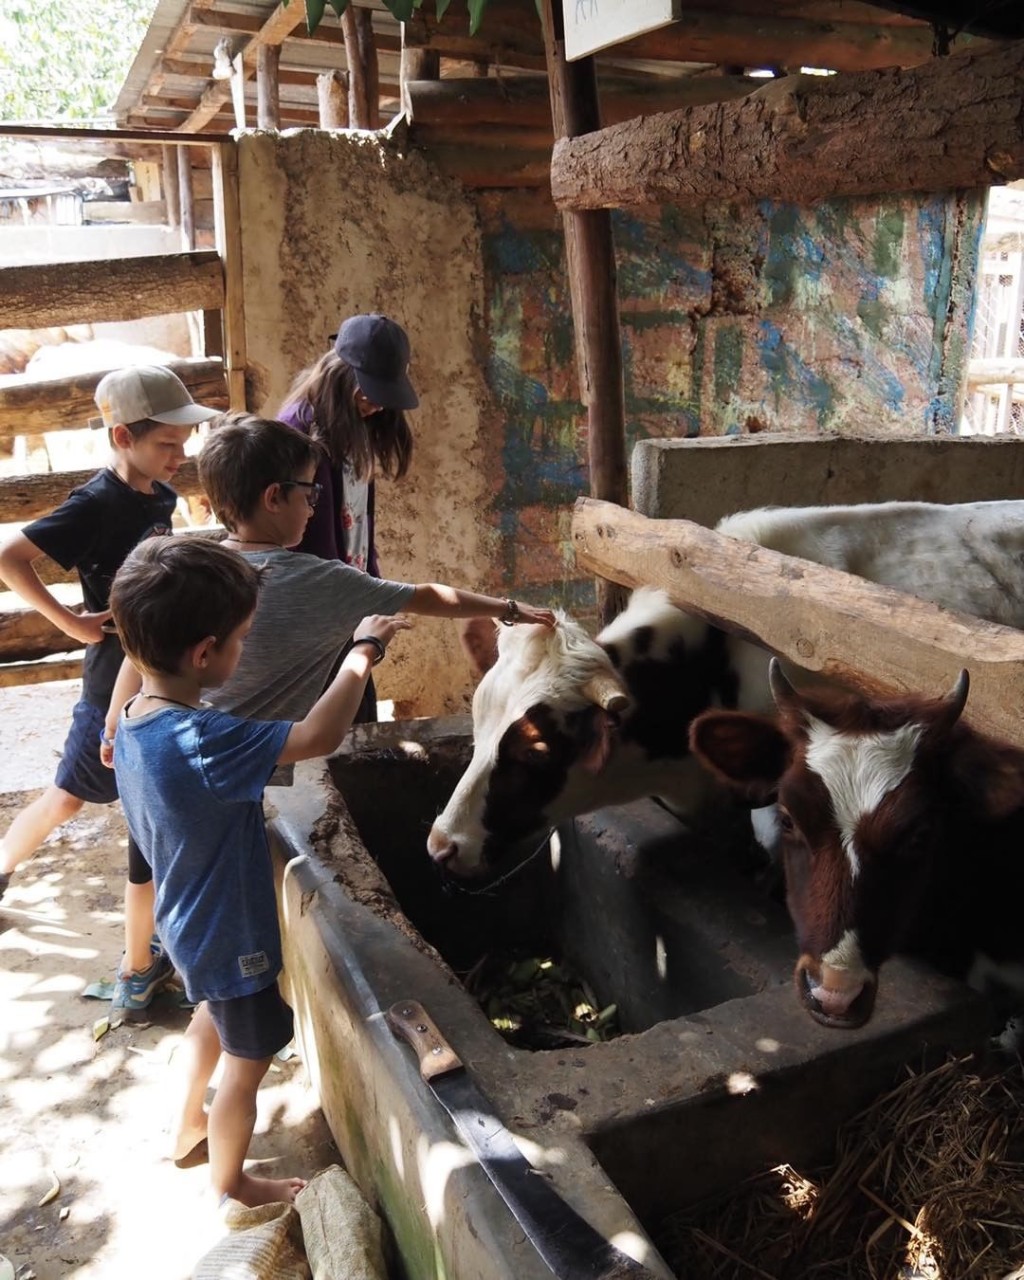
top-left (441, 827), bottom-right (556, 898)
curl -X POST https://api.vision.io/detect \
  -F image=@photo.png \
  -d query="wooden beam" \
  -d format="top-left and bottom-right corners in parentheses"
top-left (411, 139), bottom-right (551, 187)
top-left (571, 498), bottom-right (1024, 751)
top-left (82, 200), bottom-right (168, 225)
top-left (0, 358), bottom-right (227, 442)
top-left (257, 43), bottom-right (281, 128)
top-left (0, 252), bottom-right (224, 331)
top-left (212, 145), bottom-right (247, 409)
top-left (0, 461), bottom-right (202, 525)
top-left (405, 73), bottom-right (758, 131)
top-left (403, 0), bottom-right (989, 73)
top-left (541, 0), bottom-right (627, 628)
top-left (178, 146), bottom-right (196, 249)
top-left (163, 144), bottom-right (181, 229)
top-left (181, 0), bottom-right (307, 133)
top-left (0, 657), bottom-right (83, 689)
top-left (401, 43), bottom-right (440, 120)
top-left (342, 6), bottom-right (379, 129)
top-left (552, 39), bottom-right (1024, 210)
top-left (967, 358), bottom-right (1024, 390)
top-left (318, 70), bottom-right (350, 128)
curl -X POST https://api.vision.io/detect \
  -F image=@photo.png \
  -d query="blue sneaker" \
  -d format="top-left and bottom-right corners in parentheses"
top-left (110, 951), bottom-right (175, 1022)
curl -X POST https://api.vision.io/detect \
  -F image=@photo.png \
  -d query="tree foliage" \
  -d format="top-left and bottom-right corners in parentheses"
top-left (0, 0), bottom-right (157, 125)
top-left (299, 0), bottom-right (499, 38)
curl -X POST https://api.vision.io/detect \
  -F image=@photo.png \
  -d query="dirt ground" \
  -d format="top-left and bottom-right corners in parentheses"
top-left (0, 679), bottom-right (341, 1280)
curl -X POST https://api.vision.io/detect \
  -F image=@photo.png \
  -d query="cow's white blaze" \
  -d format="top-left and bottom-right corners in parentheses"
top-left (804, 716), bottom-right (923, 878)
top-left (820, 928), bottom-right (870, 982)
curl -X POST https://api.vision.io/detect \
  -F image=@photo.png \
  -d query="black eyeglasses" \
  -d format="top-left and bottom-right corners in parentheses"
top-left (280, 479), bottom-right (322, 508)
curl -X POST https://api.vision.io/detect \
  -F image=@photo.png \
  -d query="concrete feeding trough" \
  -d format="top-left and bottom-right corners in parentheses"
top-left (270, 716), bottom-right (989, 1280)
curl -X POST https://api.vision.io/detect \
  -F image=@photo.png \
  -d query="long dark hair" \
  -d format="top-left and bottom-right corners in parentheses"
top-left (281, 352), bottom-right (413, 484)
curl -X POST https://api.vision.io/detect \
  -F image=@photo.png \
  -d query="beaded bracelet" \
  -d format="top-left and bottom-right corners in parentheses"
top-left (499, 598), bottom-right (520, 627)
top-left (99, 728), bottom-right (114, 748)
top-left (352, 635), bottom-right (387, 666)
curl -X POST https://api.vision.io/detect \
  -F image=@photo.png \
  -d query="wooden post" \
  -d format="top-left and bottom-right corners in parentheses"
top-left (212, 142), bottom-right (247, 410)
top-left (177, 144), bottom-right (196, 249)
top-left (162, 144), bottom-right (181, 229)
top-left (230, 51), bottom-right (248, 130)
top-left (257, 43), bottom-right (281, 129)
top-left (317, 70), bottom-right (349, 128)
top-left (540, 0), bottom-right (627, 627)
top-left (342, 5), bottom-right (378, 129)
top-left (400, 38), bottom-right (439, 120)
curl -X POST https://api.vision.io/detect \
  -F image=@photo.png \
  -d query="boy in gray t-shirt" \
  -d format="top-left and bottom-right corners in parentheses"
top-left (103, 412), bottom-right (555, 1022)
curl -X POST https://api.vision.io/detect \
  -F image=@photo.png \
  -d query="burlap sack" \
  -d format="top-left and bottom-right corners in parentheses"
top-left (296, 1165), bottom-right (388, 1280)
top-left (192, 1198), bottom-right (310, 1280)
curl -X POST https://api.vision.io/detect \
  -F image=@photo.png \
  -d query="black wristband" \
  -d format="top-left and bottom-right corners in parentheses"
top-left (352, 635), bottom-right (386, 666)
top-left (499, 598), bottom-right (519, 627)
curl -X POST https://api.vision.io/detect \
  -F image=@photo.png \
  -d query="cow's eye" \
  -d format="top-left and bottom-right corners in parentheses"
top-left (777, 808), bottom-right (795, 834)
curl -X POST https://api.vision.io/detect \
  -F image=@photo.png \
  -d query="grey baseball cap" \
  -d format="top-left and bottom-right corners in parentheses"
top-left (93, 365), bottom-right (219, 429)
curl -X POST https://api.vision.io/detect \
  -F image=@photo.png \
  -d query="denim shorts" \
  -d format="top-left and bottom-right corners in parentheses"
top-left (54, 700), bottom-right (119, 805)
top-left (206, 982), bottom-right (294, 1061)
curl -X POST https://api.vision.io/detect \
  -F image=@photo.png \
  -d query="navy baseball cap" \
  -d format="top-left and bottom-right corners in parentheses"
top-left (332, 313), bottom-right (419, 411)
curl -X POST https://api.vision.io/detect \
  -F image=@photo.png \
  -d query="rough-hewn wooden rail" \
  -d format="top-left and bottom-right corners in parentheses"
top-left (0, 357), bottom-right (227, 441)
top-left (0, 460), bottom-right (201, 526)
top-left (551, 40), bottom-right (1024, 210)
top-left (571, 497), bottom-right (1024, 750)
top-left (0, 251), bottom-right (225, 330)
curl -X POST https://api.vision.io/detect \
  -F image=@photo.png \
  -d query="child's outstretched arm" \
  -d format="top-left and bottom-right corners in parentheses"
top-left (0, 532), bottom-right (113, 646)
top-left (407, 585), bottom-right (556, 629)
top-left (100, 656), bottom-right (143, 767)
top-left (279, 614), bottom-right (413, 764)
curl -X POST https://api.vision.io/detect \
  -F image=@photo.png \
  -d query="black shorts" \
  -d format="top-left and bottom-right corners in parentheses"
top-left (54, 700), bottom-right (119, 805)
top-left (205, 982), bottom-right (294, 1061)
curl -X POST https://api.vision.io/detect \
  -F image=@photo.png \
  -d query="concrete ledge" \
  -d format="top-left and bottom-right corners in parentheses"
top-left (633, 434), bottom-right (1024, 528)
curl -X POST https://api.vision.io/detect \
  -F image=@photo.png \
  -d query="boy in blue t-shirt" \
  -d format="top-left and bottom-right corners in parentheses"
top-left (109, 534), bottom-right (410, 1207)
top-left (0, 367), bottom-right (216, 1013)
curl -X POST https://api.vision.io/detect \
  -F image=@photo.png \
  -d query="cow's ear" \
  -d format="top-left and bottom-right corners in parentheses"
top-left (689, 711), bottom-right (790, 805)
top-left (578, 707), bottom-right (617, 775)
top-left (460, 618), bottom-right (500, 676)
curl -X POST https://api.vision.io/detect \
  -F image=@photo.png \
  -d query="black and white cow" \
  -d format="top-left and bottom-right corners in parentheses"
top-left (428, 500), bottom-right (1024, 878)
top-left (690, 661), bottom-right (1024, 1029)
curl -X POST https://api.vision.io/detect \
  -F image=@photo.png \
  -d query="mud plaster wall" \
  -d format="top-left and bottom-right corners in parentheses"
top-left (474, 188), bottom-right (985, 620)
top-left (236, 130), bottom-right (984, 712)
top-left (237, 130), bottom-right (492, 718)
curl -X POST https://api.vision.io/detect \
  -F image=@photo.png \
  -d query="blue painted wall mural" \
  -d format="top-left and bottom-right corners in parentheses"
top-left (475, 188), bottom-right (985, 611)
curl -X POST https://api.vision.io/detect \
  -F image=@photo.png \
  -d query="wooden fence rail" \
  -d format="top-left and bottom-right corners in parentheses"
top-left (571, 497), bottom-right (1024, 751)
top-left (0, 357), bottom-right (228, 441)
top-left (0, 251), bottom-right (225, 331)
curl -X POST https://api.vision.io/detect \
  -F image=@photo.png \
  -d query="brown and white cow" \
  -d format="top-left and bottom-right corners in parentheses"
top-left (427, 587), bottom-right (749, 877)
top-left (690, 660), bottom-right (1024, 1028)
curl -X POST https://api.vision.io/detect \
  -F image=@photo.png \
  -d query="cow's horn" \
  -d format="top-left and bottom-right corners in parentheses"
top-left (942, 668), bottom-right (970, 723)
top-left (581, 672), bottom-right (630, 714)
top-left (768, 657), bottom-right (800, 711)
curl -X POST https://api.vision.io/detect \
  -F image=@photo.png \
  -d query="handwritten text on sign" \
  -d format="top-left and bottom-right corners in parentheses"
top-left (563, 0), bottom-right (681, 62)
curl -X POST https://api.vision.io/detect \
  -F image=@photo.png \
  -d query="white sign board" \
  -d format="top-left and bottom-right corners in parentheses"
top-left (563, 0), bottom-right (681, 62)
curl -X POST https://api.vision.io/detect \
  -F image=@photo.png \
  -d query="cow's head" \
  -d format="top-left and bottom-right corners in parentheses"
top-left (428, 614), bottom-right (631, 878)
top-left (690, 660), bottom-right (975, 1029)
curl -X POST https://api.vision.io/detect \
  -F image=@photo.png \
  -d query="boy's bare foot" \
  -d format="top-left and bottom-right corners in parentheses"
top-left (222, 1172), bottom-right (307, 1207)
top-left (172, 1119), bottom-right (209, 1167)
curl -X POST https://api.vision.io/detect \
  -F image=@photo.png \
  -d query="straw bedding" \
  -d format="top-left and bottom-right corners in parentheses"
top-left (658, 1055), bottom-right (1024, 1280)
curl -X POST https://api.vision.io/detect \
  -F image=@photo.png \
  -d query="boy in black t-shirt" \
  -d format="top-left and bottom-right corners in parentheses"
top-left (0, 366), bottom-right (217, 1010)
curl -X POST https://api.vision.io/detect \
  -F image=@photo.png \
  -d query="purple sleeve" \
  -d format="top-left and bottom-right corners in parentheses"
top-left (278, 401), bottom-right (341, 561)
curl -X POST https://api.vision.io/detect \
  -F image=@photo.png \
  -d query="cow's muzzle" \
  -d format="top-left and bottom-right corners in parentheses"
top-left (795, 955), bottom-right (877, 1029)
